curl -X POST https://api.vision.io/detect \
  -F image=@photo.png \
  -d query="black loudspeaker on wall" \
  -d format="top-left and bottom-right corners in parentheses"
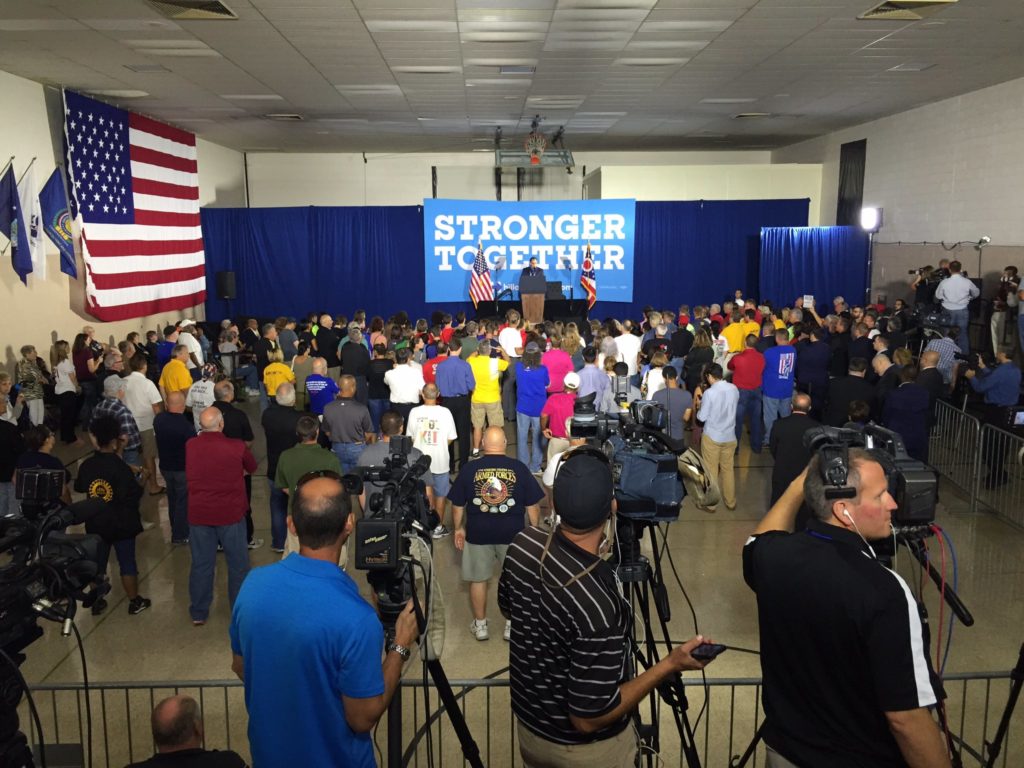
top-left (216, 271), bottom-right (236, 300)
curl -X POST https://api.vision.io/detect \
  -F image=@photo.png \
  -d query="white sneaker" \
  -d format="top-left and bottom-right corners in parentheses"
top-left (471, 619), bottom-right (489, 641)
top-left (503, 620), bottom-right (511, 642)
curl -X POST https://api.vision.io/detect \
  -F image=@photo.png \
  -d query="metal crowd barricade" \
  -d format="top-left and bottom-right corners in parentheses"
top-left (21, 672), bottom-right (1024, 767)
top-left (930, 400), bottom-right (983, 512)
top-left (976, 424), bottom-right (1024, 529)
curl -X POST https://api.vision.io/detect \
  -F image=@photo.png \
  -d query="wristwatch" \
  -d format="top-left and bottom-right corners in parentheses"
top-left (387, 641), bottom-right (412, 661)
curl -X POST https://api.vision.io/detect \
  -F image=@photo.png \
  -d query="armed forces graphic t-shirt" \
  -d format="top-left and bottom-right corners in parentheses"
top-left (448, 455), bottom-right (544, 545)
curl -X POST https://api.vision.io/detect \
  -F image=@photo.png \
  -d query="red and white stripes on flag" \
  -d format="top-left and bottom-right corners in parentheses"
top-left (469, 241), bottom-right (493, 307)
top-left (64, 90), bottom-right (206, 321)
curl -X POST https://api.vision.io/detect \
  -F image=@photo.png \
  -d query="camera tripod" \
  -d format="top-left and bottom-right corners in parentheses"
top-left (384, 556), bottom-right (484, 768)
top-left (615, 519), bottom-right (703, 768)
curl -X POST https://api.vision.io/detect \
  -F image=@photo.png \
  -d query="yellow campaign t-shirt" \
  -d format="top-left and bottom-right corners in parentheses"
top-left (773, 318), bottom-right (786, 330)
top-left (263, 362), bottom-right (295, 396)
top-left (468, 355), bottom-right (508, 403)
top-left (721, 323), bottom-right (747, 354)
top-left (159, 359), bottom-right (193, 393)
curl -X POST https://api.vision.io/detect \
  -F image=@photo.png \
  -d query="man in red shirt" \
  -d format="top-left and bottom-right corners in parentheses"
top-left (423, 341), bottom-right (449, 386)
top-left (185, 406), bottom-right (257, 626)
top-left (728, 334), bottom-right (766, 454)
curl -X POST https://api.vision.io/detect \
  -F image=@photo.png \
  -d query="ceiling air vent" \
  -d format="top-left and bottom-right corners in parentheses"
top-left (858, 0), bottom-right (957, 21)
top-left (147, 1), bottom-right (238, 20)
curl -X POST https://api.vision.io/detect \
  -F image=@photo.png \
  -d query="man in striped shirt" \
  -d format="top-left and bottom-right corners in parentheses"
top-left (498, 451), bottom-right (712, 766)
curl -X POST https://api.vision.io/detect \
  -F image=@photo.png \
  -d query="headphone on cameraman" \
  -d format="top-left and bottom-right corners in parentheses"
top-left (814, 436), bottom-right (879, 559)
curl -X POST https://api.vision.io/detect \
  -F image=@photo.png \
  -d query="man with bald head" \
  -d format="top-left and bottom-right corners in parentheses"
top-left (230, 474), bottom-right (419, 766)
top-left (154, 391), bottom-right (196, 545)
top-left (768, 392), bottom-right (820, 513)
top-left (127, 695), bottom-right (246, 767)
top-left (449, 425), bottom-right (543, 641)
top-left (322, 375), bottom-right (375, 474)
top-left (313, 313), bottom-right (342, 378)
top-left (185, 406), bottom-right (256, 626)
top-left (917, 349), bottom-right (947, 425)
top-left (407, 383), bottom-right (458, 538)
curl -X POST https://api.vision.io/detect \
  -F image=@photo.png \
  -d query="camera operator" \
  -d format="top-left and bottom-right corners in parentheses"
top-left (934, 260), bottom-right (980, 355)
top-left (230, 474), bottom-right (419, 766)
top-left (744, 457), bottom-right (949, 768)
top-left (910, 265), bottom-right (939, 306)
top-left (499, 451), bottom-right (712, 766)
top-left (964, 347), bottom-right (1022, 488)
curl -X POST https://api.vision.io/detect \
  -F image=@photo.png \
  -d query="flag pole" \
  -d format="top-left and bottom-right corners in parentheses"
top-left (0, 156), bottom-right (13, 177)
top-left (16, 156), bottom-right (37, 184)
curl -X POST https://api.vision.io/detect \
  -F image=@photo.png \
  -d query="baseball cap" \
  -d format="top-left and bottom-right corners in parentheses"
top-left (524, 341), bottom-right (541, 354)
top-left (553, 452), bottom-right (613, 531)
top-left (563, 371), bottom-right (581, 390)
top-left (179, 318), bottom-right (195, 328)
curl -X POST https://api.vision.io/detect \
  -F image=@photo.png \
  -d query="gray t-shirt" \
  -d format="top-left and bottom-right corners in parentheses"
top-left (321, 398), bottom-right (373, 444)
top-left (653, 387), bottom-right (692, 442)
top-left (357, 440), bottom-right (434, 500)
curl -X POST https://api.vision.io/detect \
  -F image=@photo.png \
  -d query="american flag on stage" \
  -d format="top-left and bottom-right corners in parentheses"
top-left (469, 241), bottom-right (493, 307)
top-left (581, 242), bottom-right (597, 309)
top-left (63, 90), bottom-right (206, 321)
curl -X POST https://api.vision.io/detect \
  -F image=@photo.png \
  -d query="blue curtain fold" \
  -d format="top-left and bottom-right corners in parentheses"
top-left (201, 199), bottom-right (809, 322)
top-left (758, 225), bottom-right (869, 309)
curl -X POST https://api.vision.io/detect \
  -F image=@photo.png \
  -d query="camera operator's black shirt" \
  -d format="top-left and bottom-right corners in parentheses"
top-left (743, 520), bottom-right (940, 767)
top-left (498, 526), bottom-right (630, 745)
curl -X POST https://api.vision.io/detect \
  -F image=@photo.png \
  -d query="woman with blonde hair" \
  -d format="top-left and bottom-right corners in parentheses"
top-left (51, 340), bottom-right (83, 445)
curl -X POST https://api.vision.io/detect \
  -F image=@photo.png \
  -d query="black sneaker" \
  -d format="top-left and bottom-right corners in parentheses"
top-left (91, 598), bottom-right (108, 616)
top-left (128, 596), bottom-right (152, 615)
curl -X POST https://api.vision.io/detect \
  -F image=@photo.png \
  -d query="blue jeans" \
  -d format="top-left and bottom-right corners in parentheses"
top-left (333, 442), bottom-right (365, 475)
top-left (164, 470), bottom-right (189, 541)
top-left (188, 518), bottom-right (249, 622)
top-left (516, 413), bottom-right (543, 473)
top-left (762, 395), bottom-right (792, 445)
top-left (946, 308), bottom-right (971, 355)
top-left (735, 387), bottom-right (763, 452)
top-left (258, 382), bottom-right (270, 413)
top-left (368, 399), bottom-right (390, 434)
top-left (267, 478), bottom-right (288, 550)
top-left (234, 364), bottom-right (258, 391)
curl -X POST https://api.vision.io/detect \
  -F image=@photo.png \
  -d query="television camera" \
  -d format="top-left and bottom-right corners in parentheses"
top-left (1, 469), bottom-right (110, 767)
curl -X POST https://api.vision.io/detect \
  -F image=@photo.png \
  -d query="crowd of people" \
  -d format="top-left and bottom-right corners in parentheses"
top-left (3, 265), bottom-right (1022, 766)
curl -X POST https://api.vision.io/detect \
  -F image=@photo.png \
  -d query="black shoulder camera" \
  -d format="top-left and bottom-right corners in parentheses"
top-left (803, 424), bottom-right (937, 528)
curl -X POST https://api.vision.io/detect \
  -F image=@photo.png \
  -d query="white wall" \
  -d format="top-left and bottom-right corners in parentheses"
top-left (245, 149), bottom-right (773, 207)
top-left (0, 69), bottom-right (245, 367)
top-left (597, 164), bottom-right (822, 224)
top-left (773, 74), bottom-right (1024, 245)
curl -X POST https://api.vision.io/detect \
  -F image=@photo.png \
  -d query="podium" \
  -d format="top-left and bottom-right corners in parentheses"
top-left (519, 271), bottom-right (547, 325)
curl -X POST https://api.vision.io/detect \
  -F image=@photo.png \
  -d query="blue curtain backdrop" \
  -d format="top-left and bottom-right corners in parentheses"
top-left (201, 199), bottom-right (808, 322)
top-left (759, 225), bottom-right (869, 308)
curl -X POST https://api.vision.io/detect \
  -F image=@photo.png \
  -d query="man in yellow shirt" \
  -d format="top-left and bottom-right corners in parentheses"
top-left (468, 339), bottom-right (509, 455)
top-left (159, 345), bottom-right (194, 399)
top-left (721, 311), bottom-right (749, 354)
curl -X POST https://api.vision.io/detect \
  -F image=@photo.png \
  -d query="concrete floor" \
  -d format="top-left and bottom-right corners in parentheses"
top-left (18, 401), bottom-right (1024, 766)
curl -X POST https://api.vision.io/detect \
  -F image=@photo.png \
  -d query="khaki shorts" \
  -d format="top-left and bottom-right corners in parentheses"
top-left (518, 722), bottom-right (637, 768)
top-left (461, 542), bottom-right (509, 582)
top-left (140, 429), bottom-right (157, 461)
top-left (471, 400), bottom-right (503, 430)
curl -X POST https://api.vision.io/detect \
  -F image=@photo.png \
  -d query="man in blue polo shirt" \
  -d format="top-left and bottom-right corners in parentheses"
top-left (230, 474), bottom-right (419, 767)
top-left (761, 329), bottom-right (796, 447)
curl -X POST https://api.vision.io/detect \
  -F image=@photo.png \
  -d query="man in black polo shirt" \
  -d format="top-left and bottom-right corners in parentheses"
top-left (744, 452), bottom-right (949, 768)
top-left (498, 450), bottom-right (712, 765)
top-left (313, 314), bottom-right (341, 379)
top-left (260, 382), bottom-right (302, 553)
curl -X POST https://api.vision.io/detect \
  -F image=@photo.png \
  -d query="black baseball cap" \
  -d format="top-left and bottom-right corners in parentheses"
top-left (553, 453), bottom-right (614, 531)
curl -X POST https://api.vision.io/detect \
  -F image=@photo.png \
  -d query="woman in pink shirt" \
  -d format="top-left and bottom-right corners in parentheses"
top-left (542, 335), bottom-right (574, 393)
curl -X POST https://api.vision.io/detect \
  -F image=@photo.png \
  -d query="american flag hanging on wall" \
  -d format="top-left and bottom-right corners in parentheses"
top-left (469, 241), bottom-right (493, 307)
top-left (64, 90), bottom-right (206, 321)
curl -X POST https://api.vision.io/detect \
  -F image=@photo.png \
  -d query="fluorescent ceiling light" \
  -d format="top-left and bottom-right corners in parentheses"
top-left (626, 40), bottom-right (710, 50)
top-left (392, 65), bottom-right (463, 74)
top-left (465, 78), bottom-right (532, 86)
top-left (615, 57), bottom-right (689, 66)
top-left (146, 49), bottom-right (222, 57)
top-left (88, 89), bottom-right (151, 98)
top-left (700, 97), bottom-right (757, 104)
top-left (365, 20), bottom-right (457, 32)
top-left (464, 58), bottom-right (538, 66)
top-left (460, 21), bottom-right (549, 32)
top-left (124, 63), bottom-right (172, 73)
top-left (124, 39), bottom-right (209, 48)
top-left (221, 94), bottom-right (284, 100)
top-left (888, 62), bottom-right (935, 71)
top-left (0, 19), bottom-right (84, 31)
top-left (640, 21), bottom-right (733, 31)
top-left (461, 31), bottom-right (547, 42)
top-left (557, 0), bottom-right (656, 7)
top-left (335, 85), bottom-right (404, 96)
